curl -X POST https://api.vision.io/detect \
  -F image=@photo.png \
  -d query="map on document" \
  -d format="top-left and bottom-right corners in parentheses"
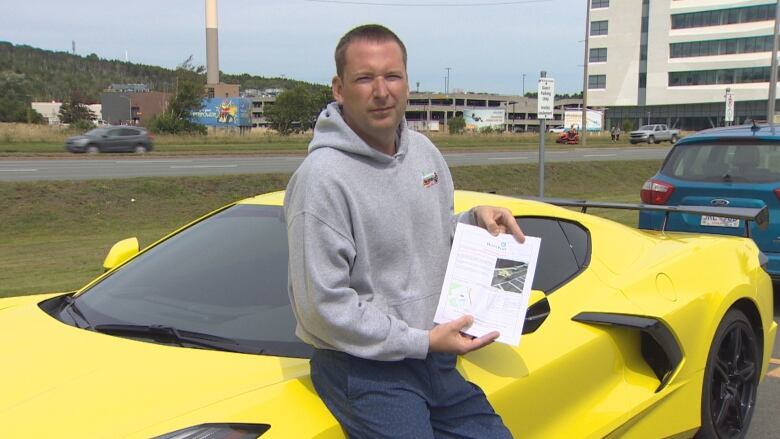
top-left (434, 223), bottom-right (541, 346)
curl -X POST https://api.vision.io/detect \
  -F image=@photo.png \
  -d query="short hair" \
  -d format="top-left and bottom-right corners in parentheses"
top-left (334, 24), bottom-right (407, 78)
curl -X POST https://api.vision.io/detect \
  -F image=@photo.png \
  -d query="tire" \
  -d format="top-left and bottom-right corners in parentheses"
top-left (86, 144), bottom-right (100, 154)
top-left (696, 309), bottom-right (760, 439)
top-left (134, 144), bottom-right (148, 154)
top-left (671, 134), bottom-right (678, 143)
top-left (648, 135), bottom-right (656, 144)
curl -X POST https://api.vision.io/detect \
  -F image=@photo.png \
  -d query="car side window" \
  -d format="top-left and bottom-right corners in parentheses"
top-left (120, 128), bottom-right (139, 136)
top-left (515, 217), bottom-right (590, 294)
top-left (108, 129), bottom-right (122, 137)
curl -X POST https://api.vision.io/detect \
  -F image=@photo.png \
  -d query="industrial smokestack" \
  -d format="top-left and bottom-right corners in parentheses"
top-left (205, 0), bottom-right (219, 84)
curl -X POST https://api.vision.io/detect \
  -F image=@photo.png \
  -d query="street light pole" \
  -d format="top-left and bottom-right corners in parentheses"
top-left (581, 0), bottom-right (591, 146)
top-left (445, 67), bottom-right (452, 94)
top-left (522, 73), bottom-right (526, 96)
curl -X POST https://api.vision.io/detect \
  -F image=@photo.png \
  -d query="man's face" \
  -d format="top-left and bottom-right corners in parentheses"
top-left (332, 39), bottom-right (409, 148)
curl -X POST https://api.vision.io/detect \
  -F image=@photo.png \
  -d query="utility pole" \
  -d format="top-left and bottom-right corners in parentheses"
top-left (768, 0), bottom-right (780, 132)
top-left (581, 0), bottom-right (591, 145)
top-left (522, 73), bottom-right (526, 96)
top-left (445, 67), bottom-right (452, 94)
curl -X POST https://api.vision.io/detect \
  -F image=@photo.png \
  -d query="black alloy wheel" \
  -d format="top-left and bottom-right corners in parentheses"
top-left (697, 309), bottom-right (760, 439)
top-left (648, 135), bottom-right (656, 144)
top-left (671, 134), bottom-right (678, 143)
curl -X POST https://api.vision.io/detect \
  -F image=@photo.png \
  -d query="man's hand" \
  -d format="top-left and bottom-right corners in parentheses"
top-left (473, 205), bottom-right (525, 242)
top-left (429, 315), bottom-right (499, 355)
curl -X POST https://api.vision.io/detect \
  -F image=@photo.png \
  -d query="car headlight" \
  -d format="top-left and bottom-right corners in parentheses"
top-left (153, 423), bottom-right (270, 439)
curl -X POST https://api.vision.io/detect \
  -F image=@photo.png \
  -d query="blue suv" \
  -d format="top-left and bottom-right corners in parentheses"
top-left (638, 124), bottom-right (780, 278)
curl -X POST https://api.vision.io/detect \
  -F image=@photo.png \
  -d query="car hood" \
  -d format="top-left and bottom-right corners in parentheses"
top-left (0, 294), bottom-right (311, 438)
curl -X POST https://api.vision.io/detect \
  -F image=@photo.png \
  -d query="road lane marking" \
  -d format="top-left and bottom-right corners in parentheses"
top-left (0, 169), bottom-right (37, 172)
top-left (115, 160), bottom-right (192, 164)
top-left (488, 157), bottom-right (527, 160)
top-left (583, 154), bottom-right (617, 158)
top-left (169, 165), bottom-right (238, 169)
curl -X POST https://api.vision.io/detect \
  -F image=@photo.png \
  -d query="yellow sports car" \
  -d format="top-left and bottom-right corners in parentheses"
top-left (0, 191), bottom-right (775, 438)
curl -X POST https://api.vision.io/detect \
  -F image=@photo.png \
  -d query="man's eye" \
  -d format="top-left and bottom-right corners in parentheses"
top-left (356, 77), bottom-right (372, 82)
top-left (387, 74), bottom-right (403, 80)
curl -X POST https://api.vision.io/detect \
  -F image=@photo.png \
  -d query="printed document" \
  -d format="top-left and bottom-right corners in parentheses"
top-left (434, 223), bottom-right (541, 346)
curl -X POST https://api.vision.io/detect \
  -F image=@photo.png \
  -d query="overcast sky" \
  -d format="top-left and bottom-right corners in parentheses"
top-left (1, 0), bottom-right (587, 95)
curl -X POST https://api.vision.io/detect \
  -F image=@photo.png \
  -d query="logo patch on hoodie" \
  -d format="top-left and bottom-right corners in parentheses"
top-left (422, 171), bottom-right (439, 188)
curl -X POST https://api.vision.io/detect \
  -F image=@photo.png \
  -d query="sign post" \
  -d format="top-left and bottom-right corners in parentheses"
top-left (724, 88), bottom-right (734, 126)
top-left (537, 72), bottom-right (555, 197)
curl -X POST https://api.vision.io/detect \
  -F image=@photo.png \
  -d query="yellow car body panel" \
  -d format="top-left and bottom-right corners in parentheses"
top-left (0, 190), bottom-right (774, 439)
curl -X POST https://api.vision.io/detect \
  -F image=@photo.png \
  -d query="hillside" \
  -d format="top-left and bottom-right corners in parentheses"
top-left (0, 41), bottom-right (325, 103)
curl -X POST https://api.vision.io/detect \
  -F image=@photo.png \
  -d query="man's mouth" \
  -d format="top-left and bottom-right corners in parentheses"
top-left (370, 106), bottom-right (393, 113)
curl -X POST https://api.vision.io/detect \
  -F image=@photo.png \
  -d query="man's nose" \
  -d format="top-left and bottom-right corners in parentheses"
top-left (372, 77), bottom-right (389, 98)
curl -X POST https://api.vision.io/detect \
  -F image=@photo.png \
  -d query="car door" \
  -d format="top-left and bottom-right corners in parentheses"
top-left (118, 128), bottom-right (140, 151)
top-left (458, 217), bottom-right (656, 438)
top-left (103, 128), bottom-right (124, 151)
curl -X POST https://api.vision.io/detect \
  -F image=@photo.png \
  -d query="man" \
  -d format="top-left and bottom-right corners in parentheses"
top-left (285, 24), bottom-right (523, 438)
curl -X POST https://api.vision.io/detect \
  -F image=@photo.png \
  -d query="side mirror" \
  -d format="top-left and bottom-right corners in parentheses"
top-left (522, 290), bottom-right (550, 335)
top-left (103, 237), bottom-right (139, 271)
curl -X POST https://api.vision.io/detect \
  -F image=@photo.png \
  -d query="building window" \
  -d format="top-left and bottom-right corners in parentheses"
top-left (670, 35), bottom-right (774, 58)
top-left (592, 0), bottom-right (609, 8)
top-left (668, 67), bottom-right (776, 86)
top-left (589, 48), bottom-right (608, 63)
top-left (590, 20), bottom-right (608, 36)
top-left (588, 74), bottom-right (607, 89)
top-left (671, 4), bottom-right (775, 29)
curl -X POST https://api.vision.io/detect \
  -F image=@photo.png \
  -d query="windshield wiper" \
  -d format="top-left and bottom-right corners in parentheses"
top-left (93, 324), bottom-right (261, 354)
top-left (63, 295), bottom-right (93, 330)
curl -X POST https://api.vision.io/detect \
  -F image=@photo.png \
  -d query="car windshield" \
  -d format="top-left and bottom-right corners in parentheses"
top-left (85, 128), bottom-right (109, 136)
top-left (73, 204), bottom-right (310, 357)
top-left (661, 142), bottom-right (780, 183)
top-left (638, 125), bottom-right (654, 131)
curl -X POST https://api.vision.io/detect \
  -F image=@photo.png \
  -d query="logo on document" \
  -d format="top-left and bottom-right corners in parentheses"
top-left (422, 171), bottom-right (439, 188)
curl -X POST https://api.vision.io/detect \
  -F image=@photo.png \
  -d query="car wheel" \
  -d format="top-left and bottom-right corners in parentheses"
top-left (86, 144), bottom-right (100, 154)
top-left (671, 134), bottom-right (678, 143)
top-left (696, 309), bottom-right (760, 439)
top-left (134, 144), bottom-right (148, 154)
top-left (648, 136), bottom-right (656, 144)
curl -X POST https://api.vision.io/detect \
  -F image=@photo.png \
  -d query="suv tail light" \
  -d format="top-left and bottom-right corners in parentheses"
top-left (641, 179), bottom-right (675, 205)
top-left (775, 188), bottom-right (780, 200)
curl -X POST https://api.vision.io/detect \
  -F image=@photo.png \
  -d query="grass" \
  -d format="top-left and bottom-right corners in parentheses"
top-left (0, 122), bottom-right (665, 156)
top-left (0, 160), bottom-right (661, 298)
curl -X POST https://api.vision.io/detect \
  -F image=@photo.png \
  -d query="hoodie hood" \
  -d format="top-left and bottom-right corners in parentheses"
top-left (308, 102), bottom-right (409, 164)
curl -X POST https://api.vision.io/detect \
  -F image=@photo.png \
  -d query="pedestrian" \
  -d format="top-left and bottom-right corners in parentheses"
top-left (610, 126), bottom-right (617, 142)
top-left (615, 125), bottom-right (622, 141)
top-left (285, 24), bottom-right (523, 439)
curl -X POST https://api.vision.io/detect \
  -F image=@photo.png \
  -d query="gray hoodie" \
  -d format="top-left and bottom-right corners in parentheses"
top-left (285, 103), bottom-right (467, 361)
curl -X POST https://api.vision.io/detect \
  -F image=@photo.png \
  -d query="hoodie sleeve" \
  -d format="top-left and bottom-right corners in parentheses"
top-left (451, 209), bottom-right (476, 240)
top-left (287, 211), bottom-right (430, 361)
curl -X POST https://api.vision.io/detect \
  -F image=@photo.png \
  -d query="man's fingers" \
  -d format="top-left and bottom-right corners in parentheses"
top-left (449, 314), bottom-right (474, 331)
top-left (467, 331), bottom-right (499, 351)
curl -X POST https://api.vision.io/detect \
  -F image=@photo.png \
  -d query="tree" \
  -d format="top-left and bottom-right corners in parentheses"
top-left (59, 90), bottom-right (96, 125)
top-left (0, 71), bottom-right (43, 123)
top-left (149, 56), bottom-right (207, 135)
top-left (448, 116), bottom-right (465, 134)
top-left (265, 86), bottom-right (328, 135)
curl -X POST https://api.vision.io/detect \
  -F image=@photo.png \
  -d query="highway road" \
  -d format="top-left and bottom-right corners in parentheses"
top-left (0, 146), bottom-right (670, 181)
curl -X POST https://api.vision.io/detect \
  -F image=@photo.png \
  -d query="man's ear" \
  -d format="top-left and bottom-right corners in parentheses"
top-left (332, 75), bottom-right (344, 105)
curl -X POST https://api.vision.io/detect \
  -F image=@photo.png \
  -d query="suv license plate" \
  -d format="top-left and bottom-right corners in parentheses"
top-left (701, 215), bottom-right (740, 228)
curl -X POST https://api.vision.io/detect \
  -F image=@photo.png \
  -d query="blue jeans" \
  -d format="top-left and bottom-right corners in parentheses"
top-left (310, 349), bottom-right (513, 439)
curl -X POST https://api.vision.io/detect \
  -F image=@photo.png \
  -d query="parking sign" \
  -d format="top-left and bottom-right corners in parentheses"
top-left (537, 78), bottom-right (555, 120)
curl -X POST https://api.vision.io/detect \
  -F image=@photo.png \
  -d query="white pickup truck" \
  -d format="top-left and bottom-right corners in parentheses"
top-left (629, 124), bottom-right (681, 144)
